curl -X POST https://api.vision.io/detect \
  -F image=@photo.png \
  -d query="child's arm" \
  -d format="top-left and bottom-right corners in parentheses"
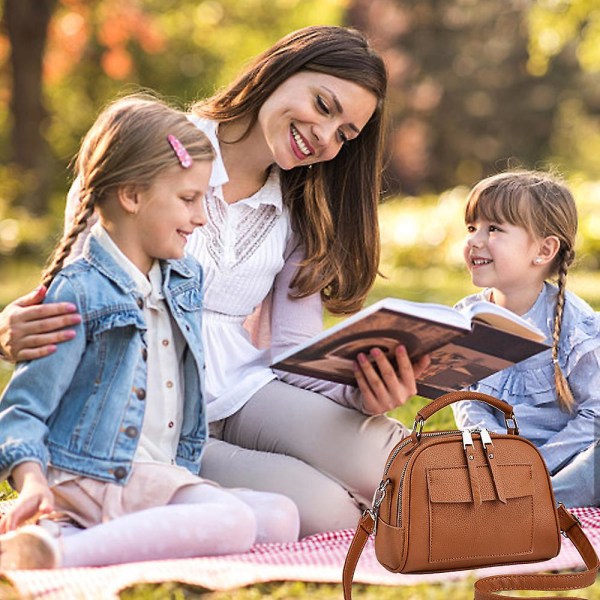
top-left (0, 276), bottom-right (87, 491)
top-left (536, 351), bottom-right (600, 474)
top-left (0, 462), bottom-right (53, 533)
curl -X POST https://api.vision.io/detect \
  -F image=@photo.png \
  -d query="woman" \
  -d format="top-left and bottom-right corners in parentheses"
top-left (0, 26), bottom-right (429, 536)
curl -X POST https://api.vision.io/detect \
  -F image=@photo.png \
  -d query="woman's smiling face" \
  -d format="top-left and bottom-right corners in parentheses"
top-left (256, 71), bottom-right (377, 170)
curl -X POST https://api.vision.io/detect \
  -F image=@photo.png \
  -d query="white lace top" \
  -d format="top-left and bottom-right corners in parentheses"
top-left (185, 117), bottom-right (291, 420)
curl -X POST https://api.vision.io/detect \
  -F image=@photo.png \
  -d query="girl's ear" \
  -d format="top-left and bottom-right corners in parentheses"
top-left (116, 184), bottom-right (141, 215)
top-left (536, 235), bottom-right (560, 265)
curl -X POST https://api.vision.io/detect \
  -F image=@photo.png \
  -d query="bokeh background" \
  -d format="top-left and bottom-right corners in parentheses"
top-left (0, 0), bottom-right (599, 310)
top-left (0, 0), bottom-right (599, 308)
top-left (0, 2), bottom-right (599, 597)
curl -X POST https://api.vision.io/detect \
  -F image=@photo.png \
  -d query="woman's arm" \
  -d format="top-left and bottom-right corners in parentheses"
top-left (0, 180), bottom-right (90, 362)
top-left (0, 287), bottom-right (81, 362)
top-left (270, 242), bottom-right (429, 415)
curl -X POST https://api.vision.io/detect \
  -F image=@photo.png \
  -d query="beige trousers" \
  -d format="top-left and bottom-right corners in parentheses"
top-left (202, 379), bottom-right (408, 537)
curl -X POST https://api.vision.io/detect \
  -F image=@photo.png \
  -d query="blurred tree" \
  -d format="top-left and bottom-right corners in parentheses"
top-left (4, 0), bottom-right (55, 216)
top-left (347, 0), bottom-right (598, 194)
top-left (528, 0), bottom-right (600, 74)
top-left (528, 0), bottom-right (600, 180)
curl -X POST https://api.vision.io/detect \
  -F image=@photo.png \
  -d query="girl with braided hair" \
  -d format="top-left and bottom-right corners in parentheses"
top-left (453, 170), bottom-right (600, 508)
top-left (0, 94), bottom-right (299, 570)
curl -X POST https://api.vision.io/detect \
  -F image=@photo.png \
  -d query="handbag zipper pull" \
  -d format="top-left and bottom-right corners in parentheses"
top-left (462, 429), bottom-right (482, 506)
top-left (480, 428), bottom-right (507, 503)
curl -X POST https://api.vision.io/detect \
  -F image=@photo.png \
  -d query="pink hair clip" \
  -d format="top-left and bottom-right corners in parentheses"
top-left (167, 134), bottom-right (193, 168)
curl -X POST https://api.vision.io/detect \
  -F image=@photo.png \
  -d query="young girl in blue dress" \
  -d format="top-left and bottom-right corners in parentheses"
top-left (0, 94), bottom-right (299, 569)
top-left (453, 170), bottom-right (600, 507)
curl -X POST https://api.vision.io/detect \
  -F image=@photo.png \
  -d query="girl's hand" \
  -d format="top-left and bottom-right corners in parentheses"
top-left (354, 345), bottom-right (431, 415)
top-left (0, 463), bottom-right (54, 533)
top-left (0, 287), bottom-right (81, 362)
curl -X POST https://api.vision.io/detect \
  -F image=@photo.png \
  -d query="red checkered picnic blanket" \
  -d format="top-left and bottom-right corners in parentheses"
top-left (1, 504), bottom-right (598, 599)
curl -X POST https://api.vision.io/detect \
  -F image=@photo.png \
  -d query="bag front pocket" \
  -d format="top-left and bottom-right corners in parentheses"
top-left (426, 463), bottom-right (534, 566)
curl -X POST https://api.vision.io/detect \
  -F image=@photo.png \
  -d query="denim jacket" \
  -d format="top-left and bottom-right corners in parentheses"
top-left (0, 231), bottom-right (206, 485)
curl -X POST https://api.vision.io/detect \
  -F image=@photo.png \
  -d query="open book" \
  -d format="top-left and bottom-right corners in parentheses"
top-left (271, 297), bottom-right (550, 399)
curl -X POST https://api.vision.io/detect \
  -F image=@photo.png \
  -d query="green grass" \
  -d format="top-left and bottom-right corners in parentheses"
top-left (0, 575), bottom-right (597, 599)
top-left (119, 578), bottom-right (600, 600)
top-left (120, 580), bottom-right (600, 599)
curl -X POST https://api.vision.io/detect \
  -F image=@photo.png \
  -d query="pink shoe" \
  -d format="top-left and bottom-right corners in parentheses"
top-left (0, 524), bottom-right (61, 570)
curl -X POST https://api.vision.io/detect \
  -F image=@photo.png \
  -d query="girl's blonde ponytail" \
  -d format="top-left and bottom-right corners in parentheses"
top-left (551, 251), bottom-right (576, 413)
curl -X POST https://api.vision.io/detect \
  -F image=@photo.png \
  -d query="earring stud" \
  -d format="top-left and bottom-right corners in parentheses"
top-left (534, 257), bottom-right (542, 264)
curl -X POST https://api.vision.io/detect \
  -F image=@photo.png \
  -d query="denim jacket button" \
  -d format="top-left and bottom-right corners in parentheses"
top-left (135, 388), bottom-right (146, 400)
top-left (114, 467), bottom-right (127, 480)
top-left (125, 426), bottom-right (138, 438)
top-left (141, 348), bottom-right (148, 362)
top-left (136, 297), bottom-right (144, 309)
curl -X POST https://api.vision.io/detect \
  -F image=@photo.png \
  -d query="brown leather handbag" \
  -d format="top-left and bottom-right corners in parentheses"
top-left (343, 390), bottom-right (599, 599)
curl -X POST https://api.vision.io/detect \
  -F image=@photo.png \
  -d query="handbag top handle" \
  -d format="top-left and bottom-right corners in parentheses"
top-left (414, 390), bottom-right (519, 435)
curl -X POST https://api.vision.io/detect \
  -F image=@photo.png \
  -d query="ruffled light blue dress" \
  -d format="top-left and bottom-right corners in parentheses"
top-left (452, 282), bottom-right (600, 507)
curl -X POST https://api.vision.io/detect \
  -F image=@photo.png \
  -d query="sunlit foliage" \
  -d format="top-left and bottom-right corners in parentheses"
top-left (528, 0), bottom-right (600, 75)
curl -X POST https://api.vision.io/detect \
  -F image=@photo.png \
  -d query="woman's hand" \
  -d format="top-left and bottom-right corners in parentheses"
top-left (0, 463), bottom-right (54, 533)
top-left (0, 287), bottom-right (81, 362)
top-left (354, 345), bottom-right (431, 415)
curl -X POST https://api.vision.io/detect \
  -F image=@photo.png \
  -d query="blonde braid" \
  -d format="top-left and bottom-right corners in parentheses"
top-left (552, 251), bottom-right (576, 413)
top-left (40, 189), bottom-right (96, 289)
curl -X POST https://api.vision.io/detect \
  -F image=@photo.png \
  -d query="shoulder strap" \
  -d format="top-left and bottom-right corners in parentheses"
top-left (342, 506), bottom-right (598, 600)
top-left (474, 505), bottom-right (599, 600)
top-left (342, 511), bottom-right (375, 600)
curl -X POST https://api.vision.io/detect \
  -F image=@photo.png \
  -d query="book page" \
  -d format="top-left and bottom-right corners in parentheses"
top-left (460, 301), bottom-right (546, 342)
top-left (376, 298), bottom-right (471, 330)
top-left (417, 322), bottom-right (549, 398)
top-left (417, 342), bottom-right (514, 398)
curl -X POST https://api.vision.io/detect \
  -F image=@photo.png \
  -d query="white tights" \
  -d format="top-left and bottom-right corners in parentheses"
top-left (59, 484), bottom-right (299, 568)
